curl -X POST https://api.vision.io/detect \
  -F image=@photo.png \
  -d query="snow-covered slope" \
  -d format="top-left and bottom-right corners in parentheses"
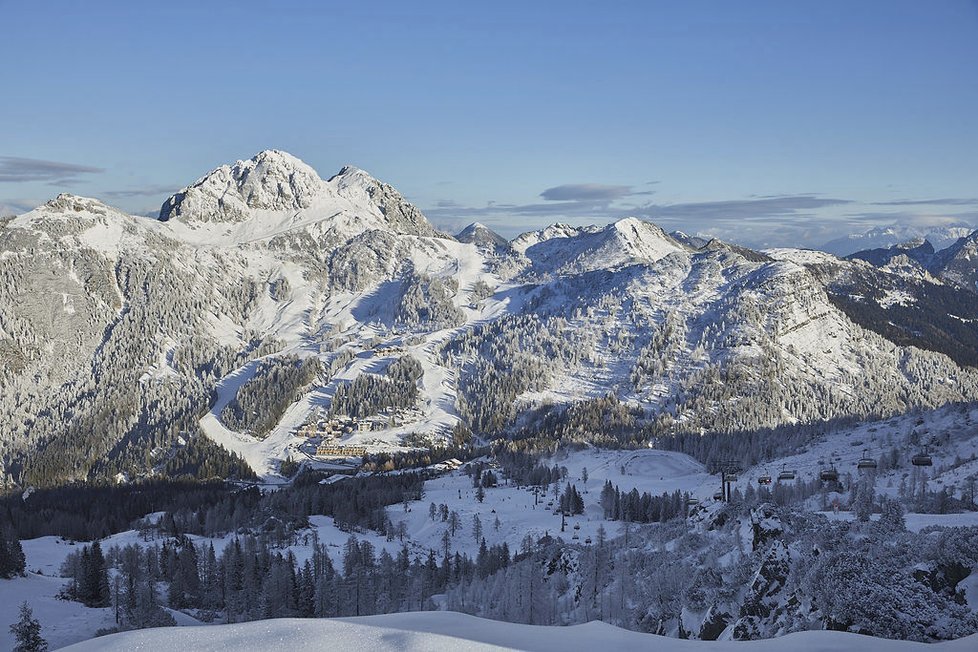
top-left (57, 611), bottom-right (978, 652)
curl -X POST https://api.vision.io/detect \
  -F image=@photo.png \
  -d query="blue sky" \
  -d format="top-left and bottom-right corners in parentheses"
top-left (1, 0), bottom-right (976, 247)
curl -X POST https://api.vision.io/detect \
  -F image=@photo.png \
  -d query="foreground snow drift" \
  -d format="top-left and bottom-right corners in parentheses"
top-left (60, 611), bottom-right (978, 651)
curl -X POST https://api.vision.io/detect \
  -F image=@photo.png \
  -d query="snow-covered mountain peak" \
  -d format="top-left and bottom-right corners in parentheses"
top-left (510, 218), bottom-right (686, 277)
top-left (10, 193), bottom-right (130, 229)
top-left (671, 230), bottom-right (710, 249)
top-left (456, 222), bottom-right (510, 250)
top-left (330, 164), bottom-right (372, 183)
top-left (608, 217), bottom-right (681, 252)
top-left (158, 150), bottom-right (329, 223)
top-left (896, 236), bottom-right (930, 250)
top-left (43, 193), bottom-right (117, 216)
top-left (510, 223), bottom-right (583, 254)
top-left (3, 192), bottom-right (142, 257)
top-left (151, 151), bottom-right (443, 243)
top-left (315, 163), bottom-right (443, 238)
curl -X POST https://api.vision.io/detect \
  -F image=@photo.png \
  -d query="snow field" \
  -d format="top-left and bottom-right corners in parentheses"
top-left (59, 611), bottom-right (978, 652)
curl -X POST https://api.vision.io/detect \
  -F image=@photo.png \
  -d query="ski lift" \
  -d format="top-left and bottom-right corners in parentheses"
top-left (584, 536), bottom-right (592, 545)
top-left (819, 465), bottom-right (839, 482)
top-left (573, 523), bottom-right (581, 530)
top-left (723, 473), bottom-right (738, 483)
top-left (856, 449), bottom-right (877, 471)
top-left (713, 491), bottom-right (724, 501)
top-left (778, 466), bottom-right (796, 481)
top-left (687, 497), bottom-right (700, 505)
top-left (758, 474), bottom-right (772, 485)
top-left (911, 450), bottom-right (933, 467)
top-left (571, 533), bottom-right (580, 541)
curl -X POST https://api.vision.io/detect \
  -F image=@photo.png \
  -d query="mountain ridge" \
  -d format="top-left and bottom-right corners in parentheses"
top-left (3, 150), bottom-right (978, 485)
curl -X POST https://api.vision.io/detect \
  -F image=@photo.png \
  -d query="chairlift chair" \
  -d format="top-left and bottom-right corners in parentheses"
top-left (819, 466), bottom-right (839, 482)
top-left (758, 474), bottom-right (772, 485)
top-left (856, 449), bottom-right (878, 471)
top-left (778, 466), bottom-right (796, 481)
top-left (911, 452), bottom-right (933, 467)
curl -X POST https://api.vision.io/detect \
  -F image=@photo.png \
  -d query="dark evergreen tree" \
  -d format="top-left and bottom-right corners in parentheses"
top-left (10, 602), bottom-right (47, 652)
top-left (0, 523), bottom-right (26, 579)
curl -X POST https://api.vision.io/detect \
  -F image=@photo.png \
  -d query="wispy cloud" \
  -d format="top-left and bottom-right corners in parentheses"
top-left (871, 197), bottom-right (978, 207)
top-left (427, 179), bottom-right (654, 229)
top-left (540, 183), bottom-right (636, 201)
top-left (101, 184), bottom-right (178, 199)
top-left (0, 156), bottom-right (104, 185)
top-left (433, 199), bottom-right (463, 209)
top-left (634, 195), bottom-right (852, 224)
top-left (840, 210), bottom-right (978, 228)
top-left (425, 198), bottom-right (614, 234)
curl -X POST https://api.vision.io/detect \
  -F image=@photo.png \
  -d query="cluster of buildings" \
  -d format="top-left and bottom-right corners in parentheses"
top-left (315, 442), bottom-right (368, 457)
top-left (296, 398), bottom-right (427, 459)
top-left (296, 409), bottom-right (409, 459)
top-left (297, 405), bottom-right (425, 441)
top-left (297, 414), bottom-right (374, 439)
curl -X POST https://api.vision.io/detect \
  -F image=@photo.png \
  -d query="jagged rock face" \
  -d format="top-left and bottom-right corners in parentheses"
top-left (697, 606), bottom-right (732, 640)
top-left (159, 150), bottom-right (329, 223)
top-left (733, 540), bottom-right (793, 640)
top-left (750, 504), bottom-right (787, 551)
top-left (912, 562), bottom-right (973, 604)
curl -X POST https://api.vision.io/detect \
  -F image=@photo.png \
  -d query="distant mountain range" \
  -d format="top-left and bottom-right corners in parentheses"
top-left (846, 231), bottom-right (978, 294)
top-left (821, 223), bottom-right (975, 257)
top-left (2, 150), bottom-right (978, 485)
